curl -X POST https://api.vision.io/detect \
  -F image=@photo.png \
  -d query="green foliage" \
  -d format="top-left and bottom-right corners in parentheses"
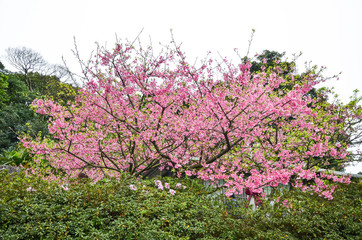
top-left (232, 179), bottom-right (362, 240)
top-left (0, 68), bottom-right (78, 153)
top-left (0, 61), bottom-right (5, 70)
top-left (0, 72), bottom-right (10, 108)
top-left (250, 50), bottom-right (289, 73)
top-left (0, 145), bottom-right (32, 166)
top-left (250, 50), bottom-right (362, 171)
top-left (0, 73), bottom-right (48, 151)
top-left (0, 171), bottom-right (360, 240)
top-left (0, 173), bottom-right (237, 239)
top-left (25, 72), bottom-right (79, 104)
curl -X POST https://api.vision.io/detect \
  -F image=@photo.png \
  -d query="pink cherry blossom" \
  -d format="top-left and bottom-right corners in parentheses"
top-left (20, 37), bottom-right (359, 200)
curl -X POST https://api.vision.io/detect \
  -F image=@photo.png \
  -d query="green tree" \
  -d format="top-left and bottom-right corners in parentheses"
top-left (5, 47), bottom-right (47, 91)
top-left (5, 47), bottom-right (76, 93)
top-left (0, 72), bottom-right (48, 152)
top-left (0, 61), bottom-right (5, 70)
top-left (249, 50), bottom-right (361, 171)
top-left (25, 72), bottom-right (79, 104)
top-left (0, 65), bottom-right (79, 155)
top-left (0, 72), bottom-right (10, 108)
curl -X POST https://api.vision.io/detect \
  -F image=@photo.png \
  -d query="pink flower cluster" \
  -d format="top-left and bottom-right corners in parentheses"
top-left (154, 180), bottom-right (181, 195)
top-left (26, 187), bottom-right (36, 192)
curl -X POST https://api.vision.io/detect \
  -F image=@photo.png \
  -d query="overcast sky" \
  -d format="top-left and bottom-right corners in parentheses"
top-left (0, 0), bottom-right (361, 173)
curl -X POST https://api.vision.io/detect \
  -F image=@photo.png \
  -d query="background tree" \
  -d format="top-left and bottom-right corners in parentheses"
top-left (248, 50), bottom-right (362, 171)
top-left (5, 47), bottom-right (47, 75)
top-left (5, 47), bottom-right (47, 91)
top-left (0, 72), bottom-right (48, 152)
top-left (0, 61), bottom-right (5, 70)
top-left (0, 65), bottom-right (78, 157)
top-left (22, 72), bottom-right (79, 104)
top-left (0, 72), bottom-right (9, 107)
top-left (5, 47), bottom-right (75, 92)
top-left (0, 49), bottom-right (79, 167)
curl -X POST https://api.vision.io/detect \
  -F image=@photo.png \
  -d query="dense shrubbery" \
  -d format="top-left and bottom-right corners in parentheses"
top-left (234, 178), bottom-right (362, 240)
top-left (0, 171), bottom-right (237, 239)
top-left (0, 170), bottom-right (361, 240)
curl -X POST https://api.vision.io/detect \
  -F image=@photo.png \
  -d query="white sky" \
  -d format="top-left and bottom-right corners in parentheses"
top-left (0, 0), bottom-right (361, 173)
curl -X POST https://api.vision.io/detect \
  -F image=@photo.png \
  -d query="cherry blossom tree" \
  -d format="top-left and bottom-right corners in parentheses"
top-left (21, 38), bottom-right (354, 199)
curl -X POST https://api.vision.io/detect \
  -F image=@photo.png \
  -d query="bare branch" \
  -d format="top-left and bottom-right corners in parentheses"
top-left (5, 47), bottom-right (47, 75)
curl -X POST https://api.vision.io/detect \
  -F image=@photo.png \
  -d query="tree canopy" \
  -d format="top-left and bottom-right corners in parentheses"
top-left (0, 61), bottom-right (78, 153)
top-left (21, 39), bottom-right (358, 199)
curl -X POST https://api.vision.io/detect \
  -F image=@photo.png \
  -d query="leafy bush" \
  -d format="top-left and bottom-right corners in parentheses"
top-left (0, 172), bottom-right (239, 239)
top-left (0, 145), bottom-right (32, 166)
top-left (232, 179), bottom-right (362, 240)
top-left (0, 170), bottom-right (361, 240)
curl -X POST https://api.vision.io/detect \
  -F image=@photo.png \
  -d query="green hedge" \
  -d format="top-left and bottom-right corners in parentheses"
top-left (0, 171), bottom-right (239, 239)
top-left (0, 170), bottom-right (361, 240)
top-left (233, 179), bottom-right (362, 240)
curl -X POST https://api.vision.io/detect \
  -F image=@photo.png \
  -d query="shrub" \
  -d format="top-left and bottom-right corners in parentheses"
top-left (0, 145), bottom-right (32, 166)
top-left (0, 170), bottom-right (360, 239)
top-left (0, 171), bottom-right (239, 239)
top-left (234, 179), bottom-right (362, 240)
